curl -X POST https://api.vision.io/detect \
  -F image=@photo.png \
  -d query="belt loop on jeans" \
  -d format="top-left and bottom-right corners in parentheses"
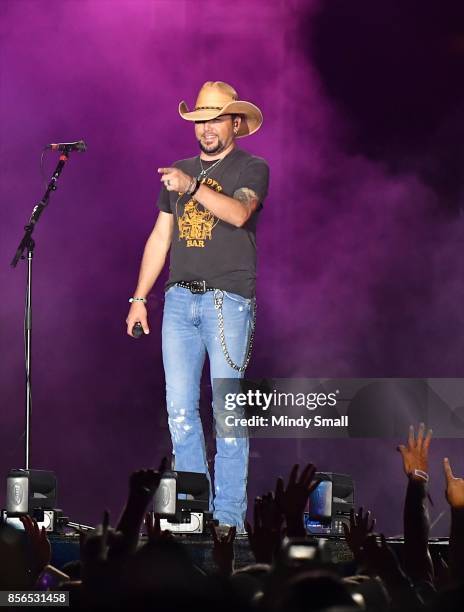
top-left (176, 280), bottom-right (215, 294)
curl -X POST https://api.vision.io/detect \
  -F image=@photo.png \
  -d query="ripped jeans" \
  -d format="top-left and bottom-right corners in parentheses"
top-left (161, 285), bottom-right (253, 530)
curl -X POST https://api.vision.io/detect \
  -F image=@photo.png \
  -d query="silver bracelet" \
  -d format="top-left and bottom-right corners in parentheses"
top-left (129, 297), bottom-right (147, 304)
top-left (412, 469), bottom-right (429, 482)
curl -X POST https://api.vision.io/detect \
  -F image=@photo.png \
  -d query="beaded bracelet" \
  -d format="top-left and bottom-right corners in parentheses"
top-left (187, 177), bottom-right (200, 197)
top-left (191, 178), bottom-right (201, 197)
top-left (186, 177), bottom-right (196, 194)
top-left (129, 297), bottom-right (147, 304)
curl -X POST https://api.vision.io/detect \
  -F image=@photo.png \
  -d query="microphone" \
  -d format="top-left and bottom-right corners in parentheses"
top-left (46, 140), bottom-right (87, 152)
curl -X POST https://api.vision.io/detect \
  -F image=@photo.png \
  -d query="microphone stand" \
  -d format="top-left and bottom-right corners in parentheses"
top-left (11, 151), bottom-right (70, 471)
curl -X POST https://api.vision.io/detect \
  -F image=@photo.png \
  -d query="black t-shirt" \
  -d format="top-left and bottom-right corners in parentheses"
top-left (156, 147), bottom-right (269, 298)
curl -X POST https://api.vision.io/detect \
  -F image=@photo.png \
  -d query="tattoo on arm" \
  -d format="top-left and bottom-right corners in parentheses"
top-left (233, 187), bottom-right (260, 218)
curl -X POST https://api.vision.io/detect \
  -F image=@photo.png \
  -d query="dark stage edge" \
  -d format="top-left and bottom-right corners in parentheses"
top-left (50, 534), bottom-right (449, 575)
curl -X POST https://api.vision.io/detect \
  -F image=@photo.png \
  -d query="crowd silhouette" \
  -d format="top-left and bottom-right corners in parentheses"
top-left (1, 424), bottom-right (464, 611)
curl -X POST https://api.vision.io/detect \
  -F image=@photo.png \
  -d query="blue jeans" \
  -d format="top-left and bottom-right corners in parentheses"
top-left (161, 285), bottom-right (253, 530)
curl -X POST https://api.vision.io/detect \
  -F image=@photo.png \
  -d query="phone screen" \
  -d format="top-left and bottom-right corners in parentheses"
top-left (287, 543), bottom-right (318, 560)
top-left (1, 511), bottom-right (52, 531)
top-left (304, 515), bottom-right (332, 535)
top-left (308, 480), bottom-right (332, 520)
top-left (1, 516), bottom-right (25, 531)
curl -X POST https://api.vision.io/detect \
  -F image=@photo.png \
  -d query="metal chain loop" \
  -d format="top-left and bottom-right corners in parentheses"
top-left (214, 291), bottom-right (256, 372)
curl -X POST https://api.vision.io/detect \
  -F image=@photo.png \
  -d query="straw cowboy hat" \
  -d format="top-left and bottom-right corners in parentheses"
top-left (178, 81), bottom-right (263, 138)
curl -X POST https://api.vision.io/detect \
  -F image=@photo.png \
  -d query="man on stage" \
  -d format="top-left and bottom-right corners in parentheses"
top-left (126, 81), bottom-right (269, 531)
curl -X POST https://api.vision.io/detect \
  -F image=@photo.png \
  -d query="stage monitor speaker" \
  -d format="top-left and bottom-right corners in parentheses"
top-left (6, 469), bottom-right (57, 516)
top-left (304, 472), bottom-right (354, 536)
top-left (153, 470), bottom-right (209, 519)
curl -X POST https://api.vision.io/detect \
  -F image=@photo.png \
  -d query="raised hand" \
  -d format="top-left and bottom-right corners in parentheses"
top-left (144, 512), bottom-right (173, 542)
top-left (260, 491), bottom-right (284, 533)
top-left (362, 534), bottom-right (422, 608)
top-left (275, 463), bottom-right (318, 536)
top-left (210, 523), bottom-right (236, 576)
top-left (129, 460), bottom-right (167, 502)
top-left (444, 457), bottom-right (464, 584)
top-left (116, 458), bottom-right (168, 555)
top-left (129, 469), bottom-right (160, 499)
top-left (444, 458), bottom-right (464, 509)
top-left (400, 425), bottom-right (434, 585)
top-left (81, 511), bottom-right (113, 567)
top-left (362, 534), bottom-right (406, 584)
top-left (246, 495), bottom-right (282, 564)
top-left (397, 423), bottom-right (432, 481)
top-left (158, 167), bottom-right (193, 193)
top-left (342, 507), bottom-right (376, 561)
top-left (19, 515), bottom-right (52, 578)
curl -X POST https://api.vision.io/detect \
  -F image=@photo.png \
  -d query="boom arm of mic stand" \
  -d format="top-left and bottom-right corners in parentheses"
top-left (11, 153), bottom-right (70, 267)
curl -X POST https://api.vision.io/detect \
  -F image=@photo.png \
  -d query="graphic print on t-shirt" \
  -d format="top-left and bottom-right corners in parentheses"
top-left (177, 177), bottom-right (222, 248)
